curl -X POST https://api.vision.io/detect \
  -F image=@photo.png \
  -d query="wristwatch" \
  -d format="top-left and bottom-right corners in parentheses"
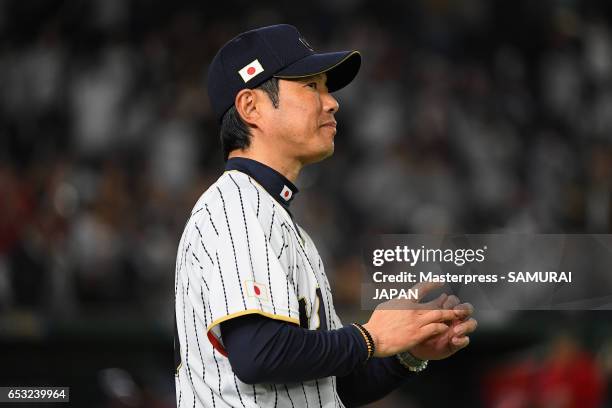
top-left (396, 351), bottom-right (429, 372)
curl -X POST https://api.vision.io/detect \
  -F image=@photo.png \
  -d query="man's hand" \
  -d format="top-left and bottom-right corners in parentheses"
top-left (362, 282), bottom-right (468, 358)
top-left (408, 294), bottom-right (477, 361)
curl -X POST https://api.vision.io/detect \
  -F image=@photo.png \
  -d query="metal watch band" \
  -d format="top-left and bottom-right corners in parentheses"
top-left (396, 351), bottom-right (429, 372)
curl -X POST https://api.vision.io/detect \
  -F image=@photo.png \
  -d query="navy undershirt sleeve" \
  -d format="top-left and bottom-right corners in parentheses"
top-left (336, 354), bottom-right (413, 407)
top-left (221, 314), bottom-right (367, 383)
top-left (221, 315), bottom-right (412, 406)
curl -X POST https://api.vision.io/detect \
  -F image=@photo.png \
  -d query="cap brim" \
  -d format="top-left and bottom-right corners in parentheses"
top-left (274, 51), bottom-right (361, 92)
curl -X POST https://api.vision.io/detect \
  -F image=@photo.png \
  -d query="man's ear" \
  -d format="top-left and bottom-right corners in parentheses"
top-left (234, 89), bottom-right (260, 127)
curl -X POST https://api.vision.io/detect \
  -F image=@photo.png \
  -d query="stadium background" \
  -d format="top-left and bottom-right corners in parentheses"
top-left (1, 0), bottom-right (611, 406)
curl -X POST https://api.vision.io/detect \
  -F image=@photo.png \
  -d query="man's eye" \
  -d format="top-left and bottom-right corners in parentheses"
top-left (307, 82), bottom-right (318, 89)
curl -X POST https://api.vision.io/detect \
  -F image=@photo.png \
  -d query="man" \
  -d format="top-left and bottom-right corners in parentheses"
top-left (174, 24), bottom-right (477, 408)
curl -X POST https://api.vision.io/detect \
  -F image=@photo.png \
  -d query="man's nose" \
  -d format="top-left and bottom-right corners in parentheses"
top-left (323, 92), bottom-right (339, 113)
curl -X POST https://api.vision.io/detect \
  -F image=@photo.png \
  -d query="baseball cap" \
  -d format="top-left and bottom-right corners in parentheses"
top-left (207, 24), bottom-right (361, 122)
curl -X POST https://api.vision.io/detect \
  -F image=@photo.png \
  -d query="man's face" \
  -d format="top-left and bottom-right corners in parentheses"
top-left (260, 73), bottom-right (340, 165)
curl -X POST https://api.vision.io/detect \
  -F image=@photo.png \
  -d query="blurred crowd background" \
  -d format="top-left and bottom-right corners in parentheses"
top-left (1, 0), bottom-right (612, 406)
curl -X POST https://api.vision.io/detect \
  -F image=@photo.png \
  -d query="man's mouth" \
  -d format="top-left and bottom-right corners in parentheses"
top-left (320, 121), bottom-right (337, 130)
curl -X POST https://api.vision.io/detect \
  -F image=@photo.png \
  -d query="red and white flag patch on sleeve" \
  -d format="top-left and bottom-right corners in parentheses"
top-left (238, 59), bottom-right (264, 83)
top-left (244, 280), bottom-right (268, 301)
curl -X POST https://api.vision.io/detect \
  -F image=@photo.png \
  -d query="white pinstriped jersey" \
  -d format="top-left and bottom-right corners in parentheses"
top-left (174, 170), bottom-right (345, 408)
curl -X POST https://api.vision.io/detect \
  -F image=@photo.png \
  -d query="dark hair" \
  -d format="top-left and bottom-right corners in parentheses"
top-left (220, 77), bottom-right (280, 161)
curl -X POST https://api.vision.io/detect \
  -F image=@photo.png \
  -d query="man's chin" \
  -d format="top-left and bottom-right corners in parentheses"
top-left (304, 144), bottom-right (334, 165)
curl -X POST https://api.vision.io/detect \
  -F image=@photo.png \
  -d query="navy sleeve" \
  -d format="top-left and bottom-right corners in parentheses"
top-left (221, 315), bottom-right (413, 406)
top-left (336, 356), bottom-right (412, 407)
top-left (221, 314), bottom-right (368, 384)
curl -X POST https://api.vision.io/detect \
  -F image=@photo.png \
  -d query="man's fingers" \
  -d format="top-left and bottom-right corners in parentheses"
top-left (415, 322), bottom-right (449, 343)
top-left (417, 308), bottom-right (457, 326)
top-left (452, 318), bottom-right (477, 336)
top-left (443, 295), bottom-right (460, 310)
top-left (451, 336), bottom-right (470, 349)
top-left (411, 281), bottom-right (445, 303)
top-left (421, 293), bottom-right (448, 309)
top-left (453, 302), bottom-right (474, 319)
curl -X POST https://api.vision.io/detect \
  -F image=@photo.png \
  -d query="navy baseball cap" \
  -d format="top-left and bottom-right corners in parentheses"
top-left (207, 24), bottom-right (361, 122)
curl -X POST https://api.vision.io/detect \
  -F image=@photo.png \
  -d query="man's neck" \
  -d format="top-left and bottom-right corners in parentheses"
top-left (228, 151), bottom-right (302, 183)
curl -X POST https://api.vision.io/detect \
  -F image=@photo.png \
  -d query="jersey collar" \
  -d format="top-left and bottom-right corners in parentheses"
top-left (225, 158), bottom-right (299, 210)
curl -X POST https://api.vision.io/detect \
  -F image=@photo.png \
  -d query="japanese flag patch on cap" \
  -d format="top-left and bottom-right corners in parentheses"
top-left (207, 24), bottom-right (361, 122)
top-left (238, 59), bottom-right (264, 83)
